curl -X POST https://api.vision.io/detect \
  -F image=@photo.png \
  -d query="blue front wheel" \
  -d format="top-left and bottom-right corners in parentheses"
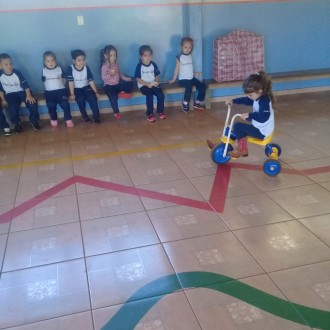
top-left (265, 143), bottom-right (282, 157)
top-left (263, 159), bottom-right (281, 176)
top-left (211, 143), bottom-right (232, 164)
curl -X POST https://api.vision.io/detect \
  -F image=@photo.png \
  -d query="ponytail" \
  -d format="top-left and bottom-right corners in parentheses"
top-left (100, 48), bottom-right (106, 68)
top-left (258, 70), bottom-right (276, 110)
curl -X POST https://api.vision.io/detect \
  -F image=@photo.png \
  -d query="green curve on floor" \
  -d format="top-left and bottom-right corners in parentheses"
top-left (101, 271), bottom-right (330, 330)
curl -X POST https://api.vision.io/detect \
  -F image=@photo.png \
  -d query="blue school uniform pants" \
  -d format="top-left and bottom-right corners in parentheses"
top-left (45, 89), bottom-right (72, 121)
top-left (74, 87), bottom-right (100, 121)
top-left (139, 86), bottom-right (165, 116)
top-left (5, 91), bottom-right (39, 125)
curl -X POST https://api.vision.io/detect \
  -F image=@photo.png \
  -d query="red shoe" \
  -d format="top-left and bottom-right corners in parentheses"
top-left (206, 139), bottom-right (215, 150)
top-left (118, 92), bottom-right (132, 99)
top-left (228, 138), bottom-right (248, 158)
top-left (156, 113), bottom-right (167, 120)
top-left (147, 114), bottom-right (156, 122)
top-left (114, 113), bottom-right (121, 120)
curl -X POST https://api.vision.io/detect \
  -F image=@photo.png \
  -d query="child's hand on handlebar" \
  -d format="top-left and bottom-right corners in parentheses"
top-left (240, 113), bottom-right (249, 120)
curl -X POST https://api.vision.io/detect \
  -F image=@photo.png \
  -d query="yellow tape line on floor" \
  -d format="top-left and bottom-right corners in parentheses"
top-left (0, 140), bottom-right (206, 170)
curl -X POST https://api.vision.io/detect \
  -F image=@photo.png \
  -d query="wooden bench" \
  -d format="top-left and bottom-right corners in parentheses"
top-left (22, 68), bottom-right (330, 118)
top-left (32, 82), bottom-right (193, 117)
top-left (33, 82), bottom-right (187, 103)
top-left (205, 68), bottom-right (330, 107)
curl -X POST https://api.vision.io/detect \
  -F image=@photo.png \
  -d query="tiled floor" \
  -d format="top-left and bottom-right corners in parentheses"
top-left (0, 92), bottom-right (330, 329)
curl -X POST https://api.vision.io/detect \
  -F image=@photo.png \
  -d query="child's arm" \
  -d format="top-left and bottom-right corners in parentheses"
top-left (25, 88), bottom-right (36, 104)
top-left (68, 81), bottom-right (75, 101)
top-left (154, 75), bottom-right (160, 86)
top-left (120, 72), bottom-right (132, 82)
top-left (0, 83), bottom-right (7, 107)
top-left (225, 98), bottom-right (251, 120)
top-left (225, 96), bottom-right (253, 120)
top-left (225, 97), bottom-right (253, 107)
top-left (101, 64), bottom-right (111, 82)
top-left (136, 78), bottom-right (155, 88)
top-left (16, 70), bottom-right (36, 104)
top-left (240, 113), bottom-right (250, 120)
top-left (0, 90), bottom-right (7, 108)
top-left (232, 97), bottom-right (254, 106)
top-left (66, 66), bottom-right (75, 101)
top-left (246, 97), bottom-right (271, 123)
top-left (168, 58), bottom-right (180, 84)
top-left (152, 62), bottom-right (160, 87)
top-left (61, 67), bottom-right (67, 86)
top-left (86, 66), bottom-right (99, 98)
top-left (115, 64), bottom-right (132, 82)
top-left (89, 80), bottom-right (100, 99)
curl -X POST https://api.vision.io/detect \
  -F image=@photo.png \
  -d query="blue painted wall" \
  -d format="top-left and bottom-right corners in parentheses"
top-left (0, 1), bottom-right (329, 94)
top-left (0, 6), bottom-right (184, 93)
top-left (202, 0), bottom-right (330, 76)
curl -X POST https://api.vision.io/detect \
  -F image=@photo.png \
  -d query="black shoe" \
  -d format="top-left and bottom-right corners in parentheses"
top-left (3, 128), bottom-right (11, 136)
top-left (182, 102), bottom-right (189, 113)
top-left (14, 123), bottom-right (22, 133)
top-left (82, 116), bottom-right (91, 123)
top-left (31, 121), bottom-right (41, 130)
top-left (94, 118), bottom-right (101, 124)
top-left (194, 102), bottom-right (206, 110)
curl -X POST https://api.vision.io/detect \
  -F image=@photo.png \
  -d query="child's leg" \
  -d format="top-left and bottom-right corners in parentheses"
top-left (229, 123), bottom-right (265, 158)
top-left (232, 122), bottom-right (265, 140)
top-left (75, 88), bottom-right (90, 121)
top-left (178, 79), bottom-right (193, 103)
top-left (104, 84), bottom-right (120, 114)
top-left (85, 88), bottom-right (100, 122)
top-left (5, 92), bottom-right (22, 126)
top-left (152, 87), bottom-right (165, 114)
top-left (22, 91), bottom-right (40, 125)
top-left (140, 86), bottom-right (154, 117)
top-left (119, 80), bottom-right (134, 93)
top-left (0, 105), bottom-right (10, 129)
top-left (57, 89), bottom-right (72, 121)
top-left (45, 90), bottom-right (58, 120)
top-left (191, 77), bottom-right (206, 103)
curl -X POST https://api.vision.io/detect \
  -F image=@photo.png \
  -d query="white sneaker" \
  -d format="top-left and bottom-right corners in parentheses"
top-left (66, 120), bottom-right (74, 128)
top-left (4, 128), bottom-right (11, 136)
top-left (50, 120), bottom-right (58, 127)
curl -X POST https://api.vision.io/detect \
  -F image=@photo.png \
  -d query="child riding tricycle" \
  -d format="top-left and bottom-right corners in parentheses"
top-left (207, 71), bottom-right (281, 176)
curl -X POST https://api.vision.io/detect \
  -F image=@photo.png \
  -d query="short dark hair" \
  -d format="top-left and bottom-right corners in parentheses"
top-left (0, 53), bottom-right (11, 62)
top-left (181, 37), bottom-right (194, 48)
top-left (43, 51), bottom-right (56, 61)
top-left (139, 45), bottom-right (153, 56)
top-left (71, 49), bottom-right (85, 60)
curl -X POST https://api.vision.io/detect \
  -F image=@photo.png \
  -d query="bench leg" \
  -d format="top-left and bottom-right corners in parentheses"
top-left (205, 87), bottom-right (211, 109)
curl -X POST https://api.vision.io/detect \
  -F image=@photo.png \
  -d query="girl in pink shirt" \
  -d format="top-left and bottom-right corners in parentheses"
top-left (100, 45), bottom-right (133, 119)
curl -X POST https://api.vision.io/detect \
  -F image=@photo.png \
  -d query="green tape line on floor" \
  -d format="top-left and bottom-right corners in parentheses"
top-left (102, 271), bottom-right (330, 330)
